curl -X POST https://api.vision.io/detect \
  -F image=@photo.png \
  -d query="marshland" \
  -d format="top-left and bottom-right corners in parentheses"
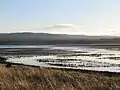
top-left (1, 0), bottom-right (120, 89)
top-left (0, 45), bottom-right (120, 89)
top-left (1, 45), bottom-right (120, 72)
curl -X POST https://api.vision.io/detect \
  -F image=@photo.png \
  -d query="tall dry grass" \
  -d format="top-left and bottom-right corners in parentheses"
top-left (0, 65), bottom-right (119, 90)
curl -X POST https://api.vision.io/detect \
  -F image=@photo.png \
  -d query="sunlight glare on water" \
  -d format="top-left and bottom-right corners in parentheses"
top-left (4, 45), bottom-right (120, 72)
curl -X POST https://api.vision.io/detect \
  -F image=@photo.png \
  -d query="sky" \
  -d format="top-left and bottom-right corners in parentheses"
top-left (0, 0), bottom-right (120, 35)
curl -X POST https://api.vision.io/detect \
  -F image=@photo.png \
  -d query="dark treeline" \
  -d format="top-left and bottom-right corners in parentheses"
top-left (0, 33), bottom-right (120, 45)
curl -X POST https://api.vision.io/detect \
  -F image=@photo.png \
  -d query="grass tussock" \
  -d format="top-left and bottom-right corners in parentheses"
top-left (0, 66), bottom-right (119, 90)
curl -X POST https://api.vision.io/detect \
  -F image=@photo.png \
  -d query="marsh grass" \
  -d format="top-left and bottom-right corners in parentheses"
top-left (0, 65), bottom-right (120, 90)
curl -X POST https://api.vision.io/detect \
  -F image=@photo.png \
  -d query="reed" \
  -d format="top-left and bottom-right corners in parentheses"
top-left (0, 65), bottom-right (120, 90)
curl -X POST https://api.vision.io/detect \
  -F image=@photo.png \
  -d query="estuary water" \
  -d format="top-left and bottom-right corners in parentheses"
top-left (0, 45), bottom-right (120, 72)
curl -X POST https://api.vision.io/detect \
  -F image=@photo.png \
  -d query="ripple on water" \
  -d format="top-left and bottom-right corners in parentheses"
top-left (4, 45), bottom-right (120, 72)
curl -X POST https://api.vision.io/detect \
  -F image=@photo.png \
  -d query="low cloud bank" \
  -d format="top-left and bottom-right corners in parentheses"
top-left (44, 24), bottom-right (80, 29)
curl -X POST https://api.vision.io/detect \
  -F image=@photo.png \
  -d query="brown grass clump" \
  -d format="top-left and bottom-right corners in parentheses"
top-left (0, 65), bottom-right (119, 90)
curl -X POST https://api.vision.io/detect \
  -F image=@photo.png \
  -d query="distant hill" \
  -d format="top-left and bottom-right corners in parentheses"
top-left (0, 33), bottom-right (120, 45)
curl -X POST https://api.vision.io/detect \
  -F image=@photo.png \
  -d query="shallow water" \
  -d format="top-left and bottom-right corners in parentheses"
top-left (0, 45), bottom-right (53, 49)
top-left (1, 45), bottom-right (120, 72)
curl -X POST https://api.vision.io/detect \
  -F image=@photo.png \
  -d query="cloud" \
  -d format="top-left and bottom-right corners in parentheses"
top-left (44, 24), bottom-right (80, 29)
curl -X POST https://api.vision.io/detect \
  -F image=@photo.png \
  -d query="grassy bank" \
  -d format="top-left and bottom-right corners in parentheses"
top-left (0, 65), bottom-right (120, 90)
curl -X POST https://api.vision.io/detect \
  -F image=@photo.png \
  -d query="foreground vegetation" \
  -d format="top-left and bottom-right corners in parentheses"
top-left (0, 65), bottom-right (119, 90)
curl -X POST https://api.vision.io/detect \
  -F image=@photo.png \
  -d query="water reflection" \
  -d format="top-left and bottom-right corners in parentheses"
top-left (3, 45), bottom-right (120, 72)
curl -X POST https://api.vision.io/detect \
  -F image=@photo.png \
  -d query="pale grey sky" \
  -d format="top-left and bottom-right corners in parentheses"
top-left (0, 0), bottom-right (120, 35)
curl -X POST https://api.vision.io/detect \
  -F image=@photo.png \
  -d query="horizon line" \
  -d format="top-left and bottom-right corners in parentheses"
top-left (0, 32), bottom-right (119, 37)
